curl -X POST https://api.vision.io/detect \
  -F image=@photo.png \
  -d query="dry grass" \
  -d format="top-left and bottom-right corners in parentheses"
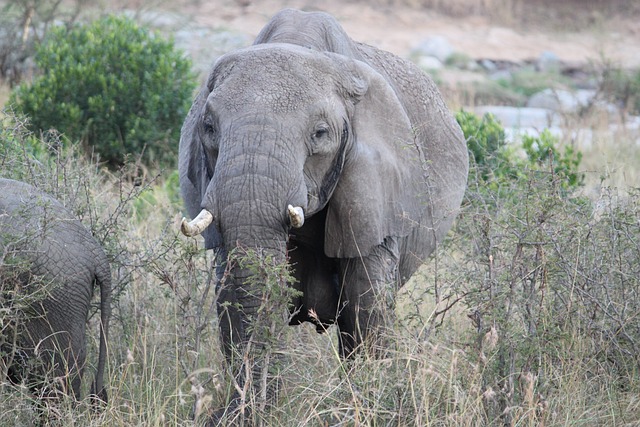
top-left (579, 129), bottom-right (640, 192)
top-left (0, 82), bottom-right (10, 108)
top-left (2, 1), bottom-right (640, 421)
top-left (2, 93), bottom-right (640, 426)
top-left (552, 103), bottom-right (640, 193)
top-left (1, 172), bottom-right (639, 426)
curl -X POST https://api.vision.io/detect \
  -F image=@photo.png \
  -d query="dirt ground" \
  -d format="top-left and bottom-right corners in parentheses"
top-left (158, 0), bottom-right (640, 68)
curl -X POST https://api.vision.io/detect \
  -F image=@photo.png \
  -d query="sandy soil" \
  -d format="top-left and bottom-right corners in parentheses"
top-left (163, 0), bottom-right (640, 68)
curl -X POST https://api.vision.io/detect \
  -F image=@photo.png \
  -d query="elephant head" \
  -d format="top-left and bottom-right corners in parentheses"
top-left (181, 43), bottom-right (428, 252)
top-left (178, 8), bottom-right (468, 419)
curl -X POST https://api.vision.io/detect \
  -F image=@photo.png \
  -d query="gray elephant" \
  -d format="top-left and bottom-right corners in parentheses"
top-left (0, 178), bottom-right (110, 403)
top-left (179, 8), bottom-right (468, 419)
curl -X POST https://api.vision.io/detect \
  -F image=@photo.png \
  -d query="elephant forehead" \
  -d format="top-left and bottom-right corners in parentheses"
top-left (215, 48), bottom-right (330, 113)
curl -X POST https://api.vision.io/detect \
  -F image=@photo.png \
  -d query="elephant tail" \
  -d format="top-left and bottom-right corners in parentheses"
top-left (91, 258), bottom-right (112, 405)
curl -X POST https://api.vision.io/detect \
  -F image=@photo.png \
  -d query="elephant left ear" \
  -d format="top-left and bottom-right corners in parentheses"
top-left (178, 86), bottom-right (223, 249)
top-left (324, 61), bottom-right (428, 258)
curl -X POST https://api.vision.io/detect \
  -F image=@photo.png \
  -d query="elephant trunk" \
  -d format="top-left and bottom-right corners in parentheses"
top-left (217, 202), bottom-right (290, 353)
top-left (217, 236), bottom-right (289, 411)
top-left (212, 138), bottom-right (299, 409)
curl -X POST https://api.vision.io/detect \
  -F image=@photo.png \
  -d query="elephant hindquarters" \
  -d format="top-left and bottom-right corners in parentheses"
top-left (17, 306), bottom-right (88, 400)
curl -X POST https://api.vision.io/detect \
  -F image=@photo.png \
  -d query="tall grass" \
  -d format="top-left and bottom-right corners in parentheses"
top-left (2, 100), bottom-right (640, 427)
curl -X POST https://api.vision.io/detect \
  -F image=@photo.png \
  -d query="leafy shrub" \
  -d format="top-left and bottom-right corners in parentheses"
top-left (456, 110), bottom-right (583, 193)
top-left (9, 15), bottom-right (196, 169)
top-left (522, 128), bottom-right (584, 190)
top-left (456, 110), bottom-right (511, 183)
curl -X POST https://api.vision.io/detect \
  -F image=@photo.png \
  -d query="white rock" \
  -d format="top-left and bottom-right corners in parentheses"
top-left (527, 88), bottom-right (596, 113)
top-left (411, 36), bottom-right (454, 63)
top-left (417, 56), bottom-right (444, 70)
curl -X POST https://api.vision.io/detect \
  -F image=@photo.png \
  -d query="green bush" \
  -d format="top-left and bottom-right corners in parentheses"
top-left (456, 110), bottom-right (583, 193)
top-left (522, 128), bottom-right (584, 190)
top-left (9, 15), bottom-right (196, 169)
top-left (456, 109), bottom-right (521, 187)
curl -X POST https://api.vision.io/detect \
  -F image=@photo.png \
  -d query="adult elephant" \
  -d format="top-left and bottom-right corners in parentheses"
top-left (179, 8), bottom-right (468, 421)
top-left (0, 178), bottom-right (111, 403)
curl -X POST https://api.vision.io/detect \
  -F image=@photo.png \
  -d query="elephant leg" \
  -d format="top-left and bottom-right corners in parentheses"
top-left (42, 299), bottom-right (89, 401)
top-left (336, 237), bottom-right (400, 358)
top-left (37, 331), bottom-right (85, 400)
top-left (66, 331), bottom-right (87, 400)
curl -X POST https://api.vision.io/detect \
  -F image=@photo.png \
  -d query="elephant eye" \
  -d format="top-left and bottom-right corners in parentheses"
top-left (313, 129), bottom-right (328, 139)
top-left (308, 122), bottom-right (335, 155)
top-left (312, 125), bottom-right (330, 141)
top-left (200, 113), bottom-right (219, 153)
top-left (202, 114), bottom-right (217, 136)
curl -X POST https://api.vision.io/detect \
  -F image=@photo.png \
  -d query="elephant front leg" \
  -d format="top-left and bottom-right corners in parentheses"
top-left (336, 237), bottom-right (400, 358)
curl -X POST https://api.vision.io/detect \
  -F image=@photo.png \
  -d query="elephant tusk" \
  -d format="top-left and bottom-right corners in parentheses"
top-left (180, 209), bottom-right (214, 237)
top-left (287, 205), bottom-right (305, 228)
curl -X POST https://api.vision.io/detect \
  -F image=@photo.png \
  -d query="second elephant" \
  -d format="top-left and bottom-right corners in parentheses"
top-left (0, 178), bottom-right (111, 402)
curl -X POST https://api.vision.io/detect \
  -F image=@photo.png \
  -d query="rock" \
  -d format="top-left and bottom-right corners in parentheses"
top-left (526, 88), bottom-right (596, 113)
top-left (411, 36), bottom-right (454, 63)
top-left (479, 59), bottom-right (497, 72)
top-left (417, 56), bottom-right (443, 70)
top-left (536, 50), bottom-right (561, 72)
top-left (472, 106), bottom-right (561, 129)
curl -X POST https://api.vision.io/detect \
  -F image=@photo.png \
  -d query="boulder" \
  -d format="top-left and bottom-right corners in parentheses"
top-left (472, 105), bottom-right (561, 129)
top-left (411, 36), bottom-right (454, 63)
top-left (527, 88), bottom-right (596, 113)
top-left (417, 56), bottom-right (444, 70)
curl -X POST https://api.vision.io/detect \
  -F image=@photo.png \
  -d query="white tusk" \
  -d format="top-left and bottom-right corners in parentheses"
top-left (180, 209), bottom-right (214, 237)
top-left (287, 205), bottom-right (305, 228)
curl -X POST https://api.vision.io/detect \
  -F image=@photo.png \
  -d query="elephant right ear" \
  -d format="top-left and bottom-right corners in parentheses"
top-left (178, 87), bottom-right (222, 249)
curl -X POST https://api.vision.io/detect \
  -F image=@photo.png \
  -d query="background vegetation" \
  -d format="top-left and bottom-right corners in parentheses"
top-left (8, 15), bottom-right (196, 169)
top-left (1, 0), bottom-right (640, 426)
